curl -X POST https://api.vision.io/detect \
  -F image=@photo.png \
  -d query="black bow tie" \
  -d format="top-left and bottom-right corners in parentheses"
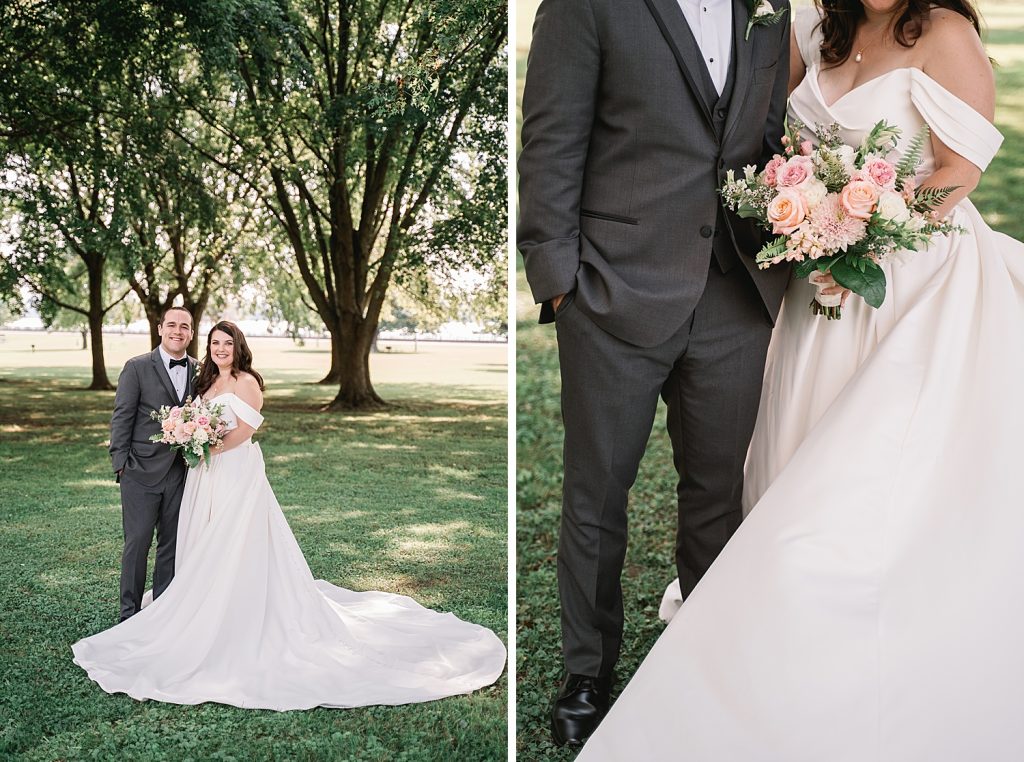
top-left (169, 357), bottom-right (188, 369)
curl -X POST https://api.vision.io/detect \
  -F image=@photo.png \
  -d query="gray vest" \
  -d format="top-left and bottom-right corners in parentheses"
top-left (699, 44), bottom-right (741, 274)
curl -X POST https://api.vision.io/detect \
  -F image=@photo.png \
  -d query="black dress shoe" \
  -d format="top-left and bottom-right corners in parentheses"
top-left (550, 672), bottom-right (613, 748)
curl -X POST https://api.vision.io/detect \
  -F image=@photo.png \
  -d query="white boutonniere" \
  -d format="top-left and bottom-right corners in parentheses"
top-left (745, 0), bottom-right (787, 40)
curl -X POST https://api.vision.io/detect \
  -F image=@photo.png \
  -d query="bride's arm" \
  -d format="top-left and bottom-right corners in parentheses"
top-left (788, 23), bottom-right (805, 96)
top-left (212, 374), bottom-right (264, 455)
top-left (918, 9), bottom-right (995, 218)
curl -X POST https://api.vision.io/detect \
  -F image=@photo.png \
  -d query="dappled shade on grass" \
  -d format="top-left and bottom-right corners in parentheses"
top-left (0, 346), bottom-right (507, 761)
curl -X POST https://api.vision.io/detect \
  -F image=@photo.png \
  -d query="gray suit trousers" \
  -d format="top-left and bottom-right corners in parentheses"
top-left (119, 466), bottom-right (185, 620)
top-left (555, 263), bottom-right (773, 677)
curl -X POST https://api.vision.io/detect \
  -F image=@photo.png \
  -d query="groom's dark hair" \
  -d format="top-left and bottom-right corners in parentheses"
top-left (159, 305), bottom-right (194, 325)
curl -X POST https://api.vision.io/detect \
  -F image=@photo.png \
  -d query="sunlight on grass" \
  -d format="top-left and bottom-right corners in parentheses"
top-left (0, 337), bottom-right (508, 760)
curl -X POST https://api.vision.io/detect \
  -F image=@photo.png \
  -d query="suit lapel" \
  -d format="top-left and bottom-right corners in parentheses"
top-left (150, 347), bottom-right (179, 406)
top-left (186, 357), bottom-right (197, 403)
top-left (643, 0), bottom-right (716, 131)
top-left (721, 0), bottom-right (756, 145)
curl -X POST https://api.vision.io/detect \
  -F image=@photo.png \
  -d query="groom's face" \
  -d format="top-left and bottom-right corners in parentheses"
top-left (158, 310), bottom-right (193, 358)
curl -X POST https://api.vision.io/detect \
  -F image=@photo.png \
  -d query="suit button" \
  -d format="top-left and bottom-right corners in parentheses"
top-left (700, 225), bottom-right (713, 238)
top-left (717, 108), bottom-right (727, 119)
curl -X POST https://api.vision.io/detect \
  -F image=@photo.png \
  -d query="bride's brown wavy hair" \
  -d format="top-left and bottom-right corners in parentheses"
top-left (195, 321), bottom-right (266, 397)
top-left (815, 0), bottom-right (982, 67)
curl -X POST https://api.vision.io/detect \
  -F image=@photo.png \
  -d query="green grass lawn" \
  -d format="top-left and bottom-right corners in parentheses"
top-left (514, 4), bottom-right (1024, 759)
top-left (0, 332), bottom-right (508, 761)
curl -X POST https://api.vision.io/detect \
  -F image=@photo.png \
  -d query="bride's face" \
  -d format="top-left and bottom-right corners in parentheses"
top-left (209, 330), bottom-right (235, 372)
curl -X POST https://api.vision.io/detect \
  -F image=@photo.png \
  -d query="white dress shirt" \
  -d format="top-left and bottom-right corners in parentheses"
top-left (158, 345), bottom-right (188, 402)
top-left (677, 0), bottom-right (733, 95)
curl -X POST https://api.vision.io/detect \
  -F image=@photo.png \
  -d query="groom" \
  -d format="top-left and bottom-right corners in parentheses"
top-left (518, 0), bottom-right (792, 746)
top-left (109, 306), bottom-right (197, 621)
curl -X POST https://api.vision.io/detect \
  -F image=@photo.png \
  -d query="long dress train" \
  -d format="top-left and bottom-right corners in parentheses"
top-left (578, 8), bottom-right (1024, 760)
top-left (73, 393), bottom-right (506, 710)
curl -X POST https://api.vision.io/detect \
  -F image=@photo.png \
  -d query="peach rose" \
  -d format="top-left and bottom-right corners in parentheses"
top-left (777, 156), bottom-right (814, 188)
top-left (840, 180), bottom-right (878, 220)
top-left (161, 419), bottom-right (175, 433)
top-left (767, 188), bottom-right (809, 235)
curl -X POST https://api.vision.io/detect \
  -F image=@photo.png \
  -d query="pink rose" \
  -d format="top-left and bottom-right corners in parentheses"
top-left (169, 407), bottom-right (183, 419)
top-left (183, 421), bottom-right (197, 436)
top-left (864, 157), bottom-right (897, 190)
top-left (840, 180), bottom-right (878, 220)
top-left (173, 422), bottom-right (188, 443)
top-left (767, 188), bottom-right (809, 235)
top-left (196, 415), bottom-right (210, 427)
top-left (161, 419), bottom-right (175, 433)
top-left (777, 156), bottom-right (814, 188)
top-left (762, 155), bottom-right (786, 187)
top-left (799, 140), bottom-right (813, 156)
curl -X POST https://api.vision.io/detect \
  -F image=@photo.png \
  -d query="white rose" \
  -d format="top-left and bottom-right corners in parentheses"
top-left (876, 191), bottom-right (911, 223)
top-left (754, 0), bottom-right (774, 16)
top-left (194, 428), bottom-right (209, 445)
top-left (905, 213), bottom-right (928, 232)
top-left (797, 177), bottom-right (828, 210)
top-left (834, 144), bottom-right (857, 175)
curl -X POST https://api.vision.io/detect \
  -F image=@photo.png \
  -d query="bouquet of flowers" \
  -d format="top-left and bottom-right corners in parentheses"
top-left (150, 397), bottom-right (227, 468)
top-left (720, 119), bottom-right (963, 318)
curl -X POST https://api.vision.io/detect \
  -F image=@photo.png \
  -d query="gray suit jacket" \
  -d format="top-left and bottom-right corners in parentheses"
top-left (110, 348), bottom-right (197, 487)
top-left (518, 0), bottom-right (792, 347)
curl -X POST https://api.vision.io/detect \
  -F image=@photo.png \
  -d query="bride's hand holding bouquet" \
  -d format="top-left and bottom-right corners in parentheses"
top-left (721, 118), bottom-right (964, 318)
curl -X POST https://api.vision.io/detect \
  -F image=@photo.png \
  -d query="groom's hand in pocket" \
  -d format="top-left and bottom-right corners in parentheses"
top-left (551, 293), bottom-right (567, 312)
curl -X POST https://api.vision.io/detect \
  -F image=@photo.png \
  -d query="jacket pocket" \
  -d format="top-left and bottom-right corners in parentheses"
top-left (580, 209), bottom-right (639, 226)
top-left (553, 289), bottom-right (577, 321)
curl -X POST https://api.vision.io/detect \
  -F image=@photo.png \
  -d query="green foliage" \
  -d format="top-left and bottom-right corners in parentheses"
top-left (895, 126), bottom-right (931, 184)
top-left (912, 185), bottom-right (960, 214)
top-left (856, 119), bottom-right (901, 159)
top-left (830, 257), bottom-right (886, 308)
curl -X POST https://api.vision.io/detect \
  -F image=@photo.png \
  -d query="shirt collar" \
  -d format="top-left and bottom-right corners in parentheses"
top-left (158, 345), bottom-right (187, 367)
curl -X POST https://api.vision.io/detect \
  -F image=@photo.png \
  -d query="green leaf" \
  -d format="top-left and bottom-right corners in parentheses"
top-left (754, 236), bottom-right (788, 265)
top-left (736, 203), bottom-right (764, 220)
top-left (830, 259), bottom-right (887, 308)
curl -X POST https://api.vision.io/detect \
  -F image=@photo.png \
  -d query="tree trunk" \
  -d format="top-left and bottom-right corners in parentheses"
top-left (323, 319), bottom-right (386, 411)
top-left (86, 260), bottom-right (113, 390)
top-left (318, 329), bottom-right (344, 385)
top-left (148, 313), bottom-right (160, 350)
top-left (185, 301), bottom-right (206, 359)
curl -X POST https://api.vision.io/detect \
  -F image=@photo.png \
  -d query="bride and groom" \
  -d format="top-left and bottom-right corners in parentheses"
top-left (73, 307), bottom-right (505, 710)
top-left (519, 0), bottom-right (1024, 757)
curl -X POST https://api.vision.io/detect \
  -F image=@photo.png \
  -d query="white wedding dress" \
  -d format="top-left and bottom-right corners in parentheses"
top-left (72, 393), bottom-right (506, 710)
top-left (578, 9), bottom-right (1024, 761)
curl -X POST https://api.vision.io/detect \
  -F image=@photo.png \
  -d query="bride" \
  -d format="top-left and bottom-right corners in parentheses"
top-left (578, 0), bottom-right (1024, 759)
top-left (73, 321), bottom-right (506, 710)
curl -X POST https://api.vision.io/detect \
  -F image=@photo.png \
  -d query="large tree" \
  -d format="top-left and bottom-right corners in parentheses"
top-left (174, 0), bottom-right (507, 409)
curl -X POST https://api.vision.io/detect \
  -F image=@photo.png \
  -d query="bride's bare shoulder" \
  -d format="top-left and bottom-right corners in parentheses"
top-left (234, 372), bottom-right (265, 410)
top-left (918, 8), bottom-right (993, 119)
